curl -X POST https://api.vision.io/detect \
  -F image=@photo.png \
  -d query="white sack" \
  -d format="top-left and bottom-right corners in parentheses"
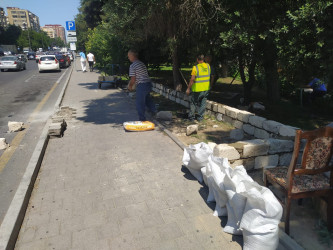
top-left (201, 167), bottom-right (208, 186)
top-left (242, 226), bottom-right (279, 250)
top-left (223, 165), bottom-right (254, 235)
top-left (182, 142), bottom-right (213, 183)
top-left (240, 180), bottom-right (283, 250)
top-left (207, 156), bottom-right (230, 216)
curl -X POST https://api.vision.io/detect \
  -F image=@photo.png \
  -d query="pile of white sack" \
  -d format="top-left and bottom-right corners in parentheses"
top-left (183, 142), bottom-right (283, 250)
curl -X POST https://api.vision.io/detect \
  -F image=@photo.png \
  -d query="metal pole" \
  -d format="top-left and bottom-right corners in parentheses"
top-left (27, 28), bottom-right (32, 51)
top-left (23, 22), bottom-right (32, 51)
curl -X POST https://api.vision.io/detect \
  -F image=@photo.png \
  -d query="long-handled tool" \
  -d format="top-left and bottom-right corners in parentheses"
top-left (179, 68), bottom-right (189, 87)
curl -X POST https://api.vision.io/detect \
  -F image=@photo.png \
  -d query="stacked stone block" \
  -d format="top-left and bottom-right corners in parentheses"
top-left (151, 82), bottom-right (299, 140)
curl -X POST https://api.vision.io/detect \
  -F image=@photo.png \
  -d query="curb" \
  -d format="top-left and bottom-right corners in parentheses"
top-left (0, 66), bottom-right (74, 250)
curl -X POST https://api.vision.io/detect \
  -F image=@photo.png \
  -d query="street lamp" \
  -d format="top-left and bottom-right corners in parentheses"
top-left (22, 22), bottom-right (32, 52)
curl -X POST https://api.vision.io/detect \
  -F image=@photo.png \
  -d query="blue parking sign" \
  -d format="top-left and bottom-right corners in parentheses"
top-left (66, 21), bottom-right (76, 31)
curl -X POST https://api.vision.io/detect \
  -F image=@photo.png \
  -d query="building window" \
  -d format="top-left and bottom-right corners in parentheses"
top-left (12, 15), bottom-right (17, 18)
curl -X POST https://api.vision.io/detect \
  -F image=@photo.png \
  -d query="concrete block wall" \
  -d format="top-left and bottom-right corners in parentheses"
top-left (151, 83), bottom-right (301, 170)
top-left (151, 82), bottom-right (299, 141)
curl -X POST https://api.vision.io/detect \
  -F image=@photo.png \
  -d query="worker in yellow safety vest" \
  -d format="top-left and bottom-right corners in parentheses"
top-left (186, 54), bottom-right (211, 122)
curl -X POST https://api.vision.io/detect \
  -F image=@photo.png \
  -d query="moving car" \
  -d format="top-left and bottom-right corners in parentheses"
top-left (0, 56), bottom-right (26, 71)
top-left (35, 52), bottom-right (45, 63)
top-left (38, 55), bottom-right (60, 72)
top-left (27, 52), bottom-right (36, 60)
top-left (17, 54), bottom-right (28, 62)
top-left (55, 54), bottom-right (69, 68)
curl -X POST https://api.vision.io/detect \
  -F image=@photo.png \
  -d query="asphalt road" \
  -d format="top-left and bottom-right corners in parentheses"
top-left (0, 59), bottom-right (72, 224)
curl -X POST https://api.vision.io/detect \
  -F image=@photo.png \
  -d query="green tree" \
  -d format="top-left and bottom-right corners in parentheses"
top-left (275, 1), bottom-right (333, 91)
top-left (1, 24), bottom-right (21, 45)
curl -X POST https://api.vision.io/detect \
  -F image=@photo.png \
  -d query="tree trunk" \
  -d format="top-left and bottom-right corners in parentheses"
top-left (171, 44), bottom-right (182, 91)
top-left (263, 37), bottom-right (280, 103)
top-left (238, 51), bottom-right (256, 105)
top-left (221, 61), bottom-right (228, 78)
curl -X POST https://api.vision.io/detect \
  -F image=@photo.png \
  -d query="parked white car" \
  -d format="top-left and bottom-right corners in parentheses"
top-left (38, 55), bottom-right (60, 72)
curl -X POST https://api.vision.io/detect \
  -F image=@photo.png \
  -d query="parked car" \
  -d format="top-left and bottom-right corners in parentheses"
top-left (55, 54), bottom-right (69, 68)
top-left (0, 50), bottom-right (4, 56)
top-left (17, 54), bottom-right (28, 62)
top-left (38, 55), bottom-right (60, 72)
top-left (65, 54), bottom-right (71, 66)
top-left (67, 52), bottom-right (74, 61)
top-left (35, 52), bottom-right (45, 63)
top-left (0, 56), bottom-right (26, 71)
top-left (27, 52), bottom-right (36, 60)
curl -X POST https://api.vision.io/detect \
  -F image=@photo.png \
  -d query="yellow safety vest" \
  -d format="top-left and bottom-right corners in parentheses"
top-left (191, 63), bottom-right (211, 92)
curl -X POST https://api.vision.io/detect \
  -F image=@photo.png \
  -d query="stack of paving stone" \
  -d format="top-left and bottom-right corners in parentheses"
top-left (48, 119), bottom-right (67, 138)
top-left (48, 106), bottom-right (76, 138)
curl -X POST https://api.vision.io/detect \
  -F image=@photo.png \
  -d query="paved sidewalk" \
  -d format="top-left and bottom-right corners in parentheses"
top-left (14, 62), bottom-right (243, 250)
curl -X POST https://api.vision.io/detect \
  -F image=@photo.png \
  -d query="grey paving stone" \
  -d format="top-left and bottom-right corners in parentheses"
top-left (104, 206), bottom-right (129, 224)
top-left (119, 216), bottom-right (145, 234)
top-left (176, 234), bottom-right (204, 250)
top-left (176, 217), bottom-right (207, 235)
top-left (160, 207), bottom-right (187, 224)
top-left (83, 211), bottom-right (106, 228)
top-left (108, 233), bottom-right (136, 250)
top-left (145, 199), bottom-right (170, 211)
top-left (125, 202), bottom-right (150, 217)
top-left (141, 211), bottom-right (165, 228)
top-left (60, 215), bottom-right (85, 234)
top-left (180, 205), bottom-right (206, 219)
top-left (72, 227), bottom-right (99, 249)
top-left (157, 222), bottom-right (184, 241)
top-left (49, 208), bottom-right (72, 223)
top-left (113, 195), bottom-right (134, 208)
top-left (150, 239), bottom-right (180, 250)
top-left (97, 221), bottom-right (120, 240)
top-left (16, 226), bottom-right (36, 245)
top-left (34, 221), bottom-right (60, 240)
top-left (131, 227), bottom-right (162, 249)
top-left (131, 190), bottom-right (155, 203)
top-left (119, 183), bottom-right (141, 196)
top-left (25, 212), bottom-right (50, 227)
top-left (43, 233), bottom-right (72, 250)
top-left (14, 239), bottom-right (46, 250)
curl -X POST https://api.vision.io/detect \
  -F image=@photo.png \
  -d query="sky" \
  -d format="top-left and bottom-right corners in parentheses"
top-left (0, 0), bottom-right (81, 29)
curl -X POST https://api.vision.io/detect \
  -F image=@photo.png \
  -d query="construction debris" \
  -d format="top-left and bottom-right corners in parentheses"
top-left (0, 138), bottom-right (8, 150)
top-left (8, 121), bottom-right (24, 132)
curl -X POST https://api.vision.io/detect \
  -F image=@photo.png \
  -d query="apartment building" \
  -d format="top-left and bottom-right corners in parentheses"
top-left (43, 25), bottom-right (66, 43)
top-left (0, 7), bottom-right (7, 27)
top-left (6, 7), bottom-right (40, 31)
top-left (42, 26), bottom-right (56, 39)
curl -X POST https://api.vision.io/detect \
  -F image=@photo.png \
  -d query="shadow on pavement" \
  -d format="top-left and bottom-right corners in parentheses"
top-left (76, 90), bottom-right (136, 127)
top-left (78, 82), bottom-right (118, 90)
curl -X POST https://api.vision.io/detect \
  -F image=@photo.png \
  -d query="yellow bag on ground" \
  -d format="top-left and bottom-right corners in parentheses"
top-left (123, 121), bottom-right (155, 131)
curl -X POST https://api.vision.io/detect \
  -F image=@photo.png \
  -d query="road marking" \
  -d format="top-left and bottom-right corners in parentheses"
top-left (0, 69), bottom-right (68, 173)
top-left (24, 74), bottom-right (36, 83)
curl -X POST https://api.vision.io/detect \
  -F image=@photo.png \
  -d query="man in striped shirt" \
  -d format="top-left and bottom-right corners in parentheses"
top-left (128, 49), bottom-right (157, 121)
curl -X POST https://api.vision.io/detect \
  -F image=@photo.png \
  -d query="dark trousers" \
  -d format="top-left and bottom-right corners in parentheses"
top-left (88, 61), bottom-right (94, 71)
top-left (136, 82), bottom-right (156, 121)
top-left (188, 91), bottom-right (209, 121)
